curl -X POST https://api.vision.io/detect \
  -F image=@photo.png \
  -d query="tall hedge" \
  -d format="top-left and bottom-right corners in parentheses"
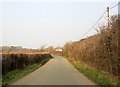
top-left (2, 53), bottom-right (52, 74)
top-left (63, 15), bottom-right (119, 77)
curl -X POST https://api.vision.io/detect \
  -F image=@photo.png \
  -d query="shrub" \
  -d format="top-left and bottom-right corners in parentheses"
top-left (63, 15), bottom-right (119, 78)
top-left (2, 53), bottom-right (52, 74)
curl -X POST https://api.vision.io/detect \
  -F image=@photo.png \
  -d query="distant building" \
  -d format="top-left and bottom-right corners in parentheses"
top-left (55, 48), bottom-right (62, 52)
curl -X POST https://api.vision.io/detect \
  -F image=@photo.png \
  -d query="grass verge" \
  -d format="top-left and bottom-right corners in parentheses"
top-left (71, 61), bottom-right (118, 86)
top-left (59, 53), bottom-right (119, 86)
top-left (2, 57), bottom-right (52, 87)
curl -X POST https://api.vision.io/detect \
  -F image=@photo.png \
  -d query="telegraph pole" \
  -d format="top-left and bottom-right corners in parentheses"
top-left (107, 7), bottom-right (110, 30)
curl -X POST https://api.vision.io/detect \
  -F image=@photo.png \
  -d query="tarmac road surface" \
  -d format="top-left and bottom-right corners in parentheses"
top-left (12, 56), bottom-right (94, 85)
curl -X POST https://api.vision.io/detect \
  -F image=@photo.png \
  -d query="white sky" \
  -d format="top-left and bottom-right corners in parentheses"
top-left (0, 0), bottom-right (119, 48)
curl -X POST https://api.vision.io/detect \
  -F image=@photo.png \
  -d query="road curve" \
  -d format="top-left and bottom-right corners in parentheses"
top-left (12, 56), bottom-right (95, 85)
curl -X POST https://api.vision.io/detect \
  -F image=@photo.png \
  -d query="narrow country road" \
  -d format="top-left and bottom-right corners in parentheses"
top-left (12, 56), bottom-right (94, 85)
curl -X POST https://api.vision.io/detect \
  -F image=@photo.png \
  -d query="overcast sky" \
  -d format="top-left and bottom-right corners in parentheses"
top-left (0, 0), bottom-right (119, 48)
